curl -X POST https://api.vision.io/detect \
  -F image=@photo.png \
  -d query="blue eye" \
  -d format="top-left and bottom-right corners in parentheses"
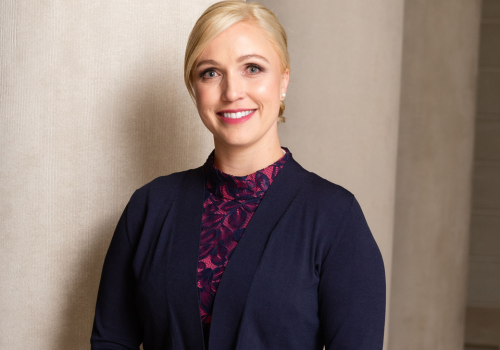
top-left (201, 70), bottom-right (218, 78)
top-left (247, 65), bottom-right (262, 74)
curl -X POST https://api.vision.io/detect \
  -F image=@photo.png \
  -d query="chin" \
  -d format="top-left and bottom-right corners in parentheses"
top-left (218, 135), bottom-right (256, 148)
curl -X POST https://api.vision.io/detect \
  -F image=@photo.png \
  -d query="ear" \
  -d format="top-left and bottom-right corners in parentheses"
top-left (280, 68), bottom-right (290, 96)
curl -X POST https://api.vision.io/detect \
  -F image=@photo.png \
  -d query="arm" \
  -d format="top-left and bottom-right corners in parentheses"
top-left (318, 196), bottom-right (386, 350)
top-left (91, 197), bottom-right (143, 350)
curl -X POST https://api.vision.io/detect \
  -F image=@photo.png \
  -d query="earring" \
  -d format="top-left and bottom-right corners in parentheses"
top-left (281, 93), bottom-right (286, 100)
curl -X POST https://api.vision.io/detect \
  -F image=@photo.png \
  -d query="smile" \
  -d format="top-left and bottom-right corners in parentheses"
top-left (216, 109), bottom-right (257, 124)
top-left (218, 109), bottom-right (256, 119)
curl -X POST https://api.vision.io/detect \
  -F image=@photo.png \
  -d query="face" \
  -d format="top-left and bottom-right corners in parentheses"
top-left (192, 21), bottom-right (289, 150)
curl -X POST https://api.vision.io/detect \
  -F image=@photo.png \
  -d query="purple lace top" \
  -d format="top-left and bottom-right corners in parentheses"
top-left (197, 147), bottom-right (291, 349)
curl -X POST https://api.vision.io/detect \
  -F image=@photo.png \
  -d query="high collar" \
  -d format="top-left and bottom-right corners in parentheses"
top-left (203, 147), bottom-right (292, 201)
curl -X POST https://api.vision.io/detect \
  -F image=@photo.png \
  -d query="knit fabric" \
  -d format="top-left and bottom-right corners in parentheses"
top-left (197, 147), bottom-right (290, 349)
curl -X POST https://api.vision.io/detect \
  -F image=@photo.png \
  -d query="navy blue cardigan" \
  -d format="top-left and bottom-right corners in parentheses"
top-left (91, 152), bottom-right (386, 350)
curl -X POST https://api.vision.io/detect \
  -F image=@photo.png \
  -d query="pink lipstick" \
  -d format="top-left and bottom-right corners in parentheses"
top-left (216, 109), bottom-right (257, 124)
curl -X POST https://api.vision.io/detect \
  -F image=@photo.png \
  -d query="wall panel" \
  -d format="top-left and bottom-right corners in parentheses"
top-left (388, 0), bottom-right (481, 349)
top-left (465, 1), bottom-right (500, 346)
top-left (256, 0), bottom-right (405, 347)
top-left (0, 1), bottom-right (217, 348)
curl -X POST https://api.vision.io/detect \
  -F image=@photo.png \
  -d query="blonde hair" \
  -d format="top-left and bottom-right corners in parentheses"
top-left (184, 0), bottom-right (289, 123)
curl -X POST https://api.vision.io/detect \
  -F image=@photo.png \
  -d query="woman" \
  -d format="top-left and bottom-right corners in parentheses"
top-left (91, 1), bottom-right (386, 349)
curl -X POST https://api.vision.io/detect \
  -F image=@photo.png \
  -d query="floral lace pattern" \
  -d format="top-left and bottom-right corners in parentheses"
top-left (197, 147), bottom-right (290, 349)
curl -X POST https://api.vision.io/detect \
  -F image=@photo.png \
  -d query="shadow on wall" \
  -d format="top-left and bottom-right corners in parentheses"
top-left (55, 58), bottom-right (201, 349)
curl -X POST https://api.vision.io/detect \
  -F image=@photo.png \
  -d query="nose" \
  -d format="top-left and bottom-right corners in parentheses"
top-left (221, 71), bottom-right (245, 102)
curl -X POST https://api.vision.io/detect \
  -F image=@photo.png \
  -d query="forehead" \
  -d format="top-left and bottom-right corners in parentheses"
top-left (197, 21), bottom-right (280, 63)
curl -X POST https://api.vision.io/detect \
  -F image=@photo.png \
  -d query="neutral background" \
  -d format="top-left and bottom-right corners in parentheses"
top-left (465, 1), bottom-right (500, 348)
top-left (0, 0), bottom-right (483, 349)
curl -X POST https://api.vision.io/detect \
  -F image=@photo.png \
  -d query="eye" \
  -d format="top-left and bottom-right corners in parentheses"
top-left (201, 69), bottom-right (219, 79)
top-left (246, 65), bottom-right (263, 74)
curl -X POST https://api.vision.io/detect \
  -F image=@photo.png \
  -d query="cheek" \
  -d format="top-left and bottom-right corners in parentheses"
top-left (256, 84), bottom-right (268, 94)
top-left (195, 85), bottom-right (216, 110)
top-left (252, 78), bottom-right (280, 99)
top-left (251, 79), bottom-right (280, 110)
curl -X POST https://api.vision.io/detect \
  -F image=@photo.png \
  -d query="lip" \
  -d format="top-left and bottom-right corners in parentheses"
top-left (216, 108), bottom-right (257, 124)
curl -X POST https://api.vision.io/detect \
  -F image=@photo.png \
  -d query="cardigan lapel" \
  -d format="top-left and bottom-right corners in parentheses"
top-left (208, 155), bottom-right (310, 350)
top-left (164, 166), bottom-right (206, 350)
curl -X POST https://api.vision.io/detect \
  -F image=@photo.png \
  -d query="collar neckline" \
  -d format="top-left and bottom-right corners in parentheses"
top-left (203, 147), bottom-right (291, 200)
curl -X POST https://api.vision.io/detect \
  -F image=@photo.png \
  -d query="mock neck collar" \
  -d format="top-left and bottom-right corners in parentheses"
top-left (203, 147), bottom-right (291, 200)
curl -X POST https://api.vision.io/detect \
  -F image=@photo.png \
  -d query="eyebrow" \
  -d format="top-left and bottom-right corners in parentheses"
top-left (196, 54), bottom-right (270, 69)
top-left (237, 54), bottom-right (269, 63)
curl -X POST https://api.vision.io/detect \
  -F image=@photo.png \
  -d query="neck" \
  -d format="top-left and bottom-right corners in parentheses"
top-left (212, 134), bottom-right (284, 177)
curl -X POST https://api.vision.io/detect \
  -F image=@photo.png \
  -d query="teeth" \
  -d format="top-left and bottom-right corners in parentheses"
top-left (221, 110), bottom-right (254, 119)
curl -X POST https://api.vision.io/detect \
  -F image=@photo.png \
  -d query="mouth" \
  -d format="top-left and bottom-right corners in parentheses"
top-left (216, 109), bottom-right (257, 124)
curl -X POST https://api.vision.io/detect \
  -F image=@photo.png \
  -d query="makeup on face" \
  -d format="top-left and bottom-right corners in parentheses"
top-left (192, 21), bottom-right (288, 149)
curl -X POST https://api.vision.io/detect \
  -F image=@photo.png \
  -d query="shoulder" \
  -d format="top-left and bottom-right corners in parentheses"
top-left (285, 156), bottom-right (355, 208)
top-left (123, 167), bottom-right (201, 225)
top-left (288, 166), bottom-right (376, 265)
top-left (282, 156), bottom-right (360, 224)
top-left (129, 167), bottom-right (199, 207)
top-left (292, 164), bottom-right (371, 241)
top-left (299, 169), bottom-right (356, 215)
top-left (118, 167), bottom-right (202, 247)
top-left (305, 171), bottom-right (354, 202)
top-left (282, 156), bottom-right (360, 230)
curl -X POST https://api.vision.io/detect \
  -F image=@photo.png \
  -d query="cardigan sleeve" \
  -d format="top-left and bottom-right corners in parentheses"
top-left (91, 198), bottom-right (143, 350)
top-left (318, 196), bottom-right (386, 350)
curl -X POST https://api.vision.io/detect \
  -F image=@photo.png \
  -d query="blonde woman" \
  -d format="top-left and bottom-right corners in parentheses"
top-left (91, 1), bottom-right (386, 349)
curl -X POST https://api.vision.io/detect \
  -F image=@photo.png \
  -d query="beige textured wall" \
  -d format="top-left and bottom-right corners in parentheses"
top-left (0, 1), bottom-right (217, 348)
top-left (1, 0), bottom-right (404, 347)
top-left (1, 0), bottom-right (483, 349)
top-left (259, 0), bottom-right (405, 347)
top-left (388, 0), bottom-right (481, 349)
top-left (2, 0), bottom-right (405, 347)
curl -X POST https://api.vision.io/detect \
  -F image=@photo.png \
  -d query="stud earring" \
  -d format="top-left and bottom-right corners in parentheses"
top-left (281, 93), bottom-right (286, 99)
